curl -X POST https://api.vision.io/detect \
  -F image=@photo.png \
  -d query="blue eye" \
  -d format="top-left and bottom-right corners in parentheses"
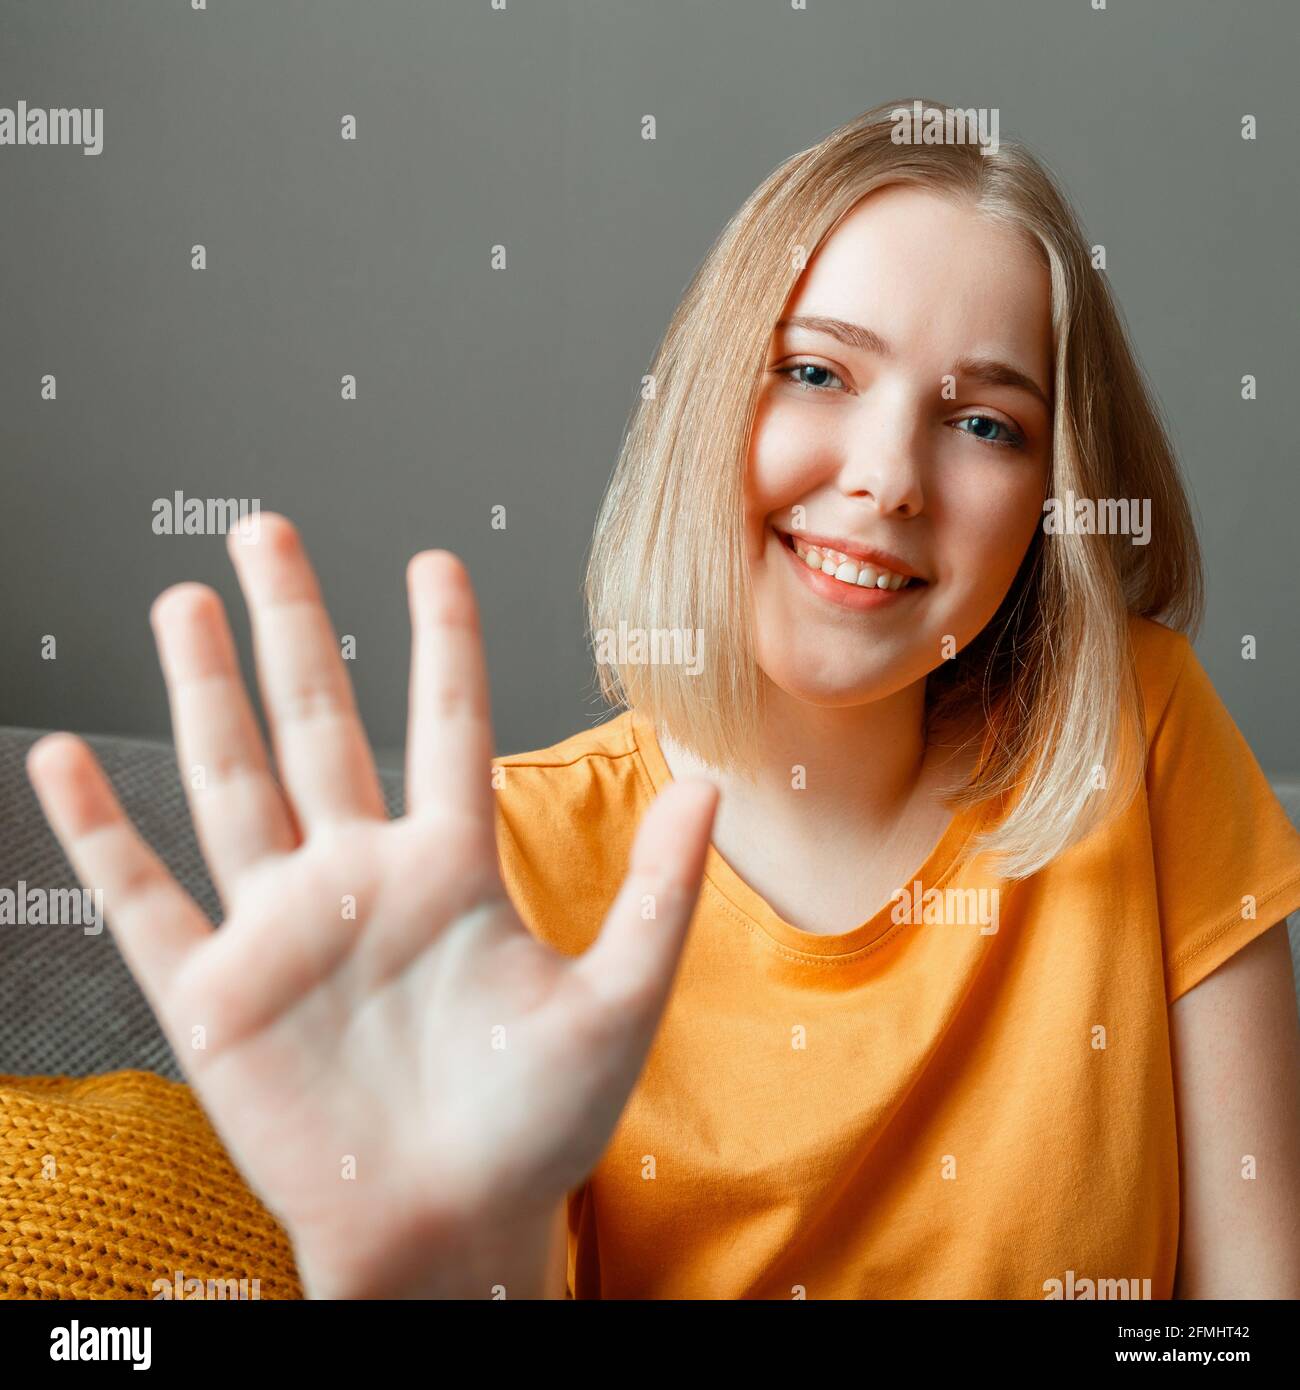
top-left (952, 414), bottom-right (1025, 450)
top-left (777, 362), bottom-right (846, 393)
top-left (775, 366), bottom-right (1027, 450)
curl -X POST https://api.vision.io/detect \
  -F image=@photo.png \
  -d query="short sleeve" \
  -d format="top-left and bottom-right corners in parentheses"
top-left (1145, 635), bottom-right (1300, 1003)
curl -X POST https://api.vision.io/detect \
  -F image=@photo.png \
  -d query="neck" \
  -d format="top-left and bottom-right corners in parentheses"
top-left (659, 675), bottom-right (967, 831)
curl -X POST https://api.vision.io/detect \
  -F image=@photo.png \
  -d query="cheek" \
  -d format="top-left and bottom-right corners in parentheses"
top-left (937, 463), bottom-right (1046, 612)
top-left (744, 407), bottom-right (827, 522)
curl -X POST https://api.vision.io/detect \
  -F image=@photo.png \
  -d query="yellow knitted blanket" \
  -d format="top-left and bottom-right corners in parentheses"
top-left (0, 1070), bottom-right (303, 1299)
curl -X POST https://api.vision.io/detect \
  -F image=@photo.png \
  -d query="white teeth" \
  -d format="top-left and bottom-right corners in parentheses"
top-left (789, 536), bottom-right (915, 591)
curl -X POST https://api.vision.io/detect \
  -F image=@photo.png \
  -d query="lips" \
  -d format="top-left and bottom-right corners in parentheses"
top-left (775, 528), bottom-right (925, 579)
top-left (773, 527), bottom-right (928, 610)
top-left (773, 525), bottom-right (923, 581)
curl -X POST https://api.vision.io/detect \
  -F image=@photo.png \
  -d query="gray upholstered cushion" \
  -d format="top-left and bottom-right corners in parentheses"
top-left (0, 726), bottom-right (404, 1080)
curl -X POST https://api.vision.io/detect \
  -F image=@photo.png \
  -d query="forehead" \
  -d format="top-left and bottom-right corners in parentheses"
top-left (780, 185), bottom-right (1052, 370)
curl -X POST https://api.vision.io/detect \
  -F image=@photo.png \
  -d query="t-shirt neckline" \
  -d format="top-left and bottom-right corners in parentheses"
top-left (628, 708), bottom-right (987, 959)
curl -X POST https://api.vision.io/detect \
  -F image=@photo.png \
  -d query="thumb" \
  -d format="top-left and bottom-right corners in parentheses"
top-left (570, 778), bottom-right (718, 1019)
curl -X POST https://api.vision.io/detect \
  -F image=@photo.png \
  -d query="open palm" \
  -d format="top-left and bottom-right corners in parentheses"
top-left (26, 514), bottom-right (717, 1299)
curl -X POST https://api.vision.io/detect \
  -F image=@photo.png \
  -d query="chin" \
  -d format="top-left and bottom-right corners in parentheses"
top-left (759, 660), bottom-right (913, 710)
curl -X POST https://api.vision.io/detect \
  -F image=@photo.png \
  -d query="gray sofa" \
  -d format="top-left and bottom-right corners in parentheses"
top-left (2, 723), bottom-right (1299, 1080)
top-left (0, 725), bottom-right (408, 1080)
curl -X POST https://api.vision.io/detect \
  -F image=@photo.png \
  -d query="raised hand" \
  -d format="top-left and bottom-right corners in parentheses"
top-left (26, 514), bottom-right (717, 1299)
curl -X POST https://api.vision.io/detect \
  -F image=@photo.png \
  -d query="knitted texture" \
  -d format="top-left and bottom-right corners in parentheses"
top-left (0, 1069), bottom-right (303, 1299)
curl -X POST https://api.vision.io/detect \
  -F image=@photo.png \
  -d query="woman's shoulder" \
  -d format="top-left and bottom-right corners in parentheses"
top-left (491, 711), bottom-right (648, 955)
top-left (493, 709), bottom-right (642, 776)
top-left (1126, 609), bottom-right (1190, 676)
top-left (1121, 612), bottom-right (1300, 1001)
top-left (1126, 612), bottom-right (1195, 732)
top-left (491, 710), bottom-right (649, 822)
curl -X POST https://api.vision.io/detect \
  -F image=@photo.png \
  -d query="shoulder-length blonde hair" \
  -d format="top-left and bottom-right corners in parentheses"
top-left (585, 97), bottom-right (1203, 879)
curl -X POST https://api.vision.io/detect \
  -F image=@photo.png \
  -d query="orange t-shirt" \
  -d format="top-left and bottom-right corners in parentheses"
top-left (492, 614), bottom-right (1300, 1299)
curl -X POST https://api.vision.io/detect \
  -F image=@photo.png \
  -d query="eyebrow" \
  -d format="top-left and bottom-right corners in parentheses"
top-left (776, 314), bottom-right (1052, 411)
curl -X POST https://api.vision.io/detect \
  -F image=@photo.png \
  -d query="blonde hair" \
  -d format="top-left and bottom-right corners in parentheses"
top-left (585, 97), bottom-right (1203, 879)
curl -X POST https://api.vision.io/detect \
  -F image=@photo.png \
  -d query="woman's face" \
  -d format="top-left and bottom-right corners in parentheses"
top-left (745, 184), bottom-right (1053, 709)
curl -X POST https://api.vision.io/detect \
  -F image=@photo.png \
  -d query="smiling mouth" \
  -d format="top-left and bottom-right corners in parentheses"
top-left (775, 530), bottom-right (928, 592)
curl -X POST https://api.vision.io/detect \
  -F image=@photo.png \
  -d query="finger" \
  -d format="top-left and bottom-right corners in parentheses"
top-left (570, 779), bottom-right (718, 1017)
top-left (405, 551), bottom-right (495, 838)
top-left (25, 733), bottom-right (213, 1016)
top-left (226, 513), bottom-right (386, 831)
top-left (150, 582), bottom-right (298, 900)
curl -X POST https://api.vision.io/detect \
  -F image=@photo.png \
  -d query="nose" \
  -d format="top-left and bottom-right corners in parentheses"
top-left (835, 388), bottom-right (927, 518)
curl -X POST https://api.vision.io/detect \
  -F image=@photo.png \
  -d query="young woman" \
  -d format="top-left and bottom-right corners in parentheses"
top-left (22, 99), bottom-right (1300, 1300)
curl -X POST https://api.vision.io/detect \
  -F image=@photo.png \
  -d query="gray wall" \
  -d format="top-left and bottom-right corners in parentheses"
top-left (2, 0), bottom-right (1296, 775)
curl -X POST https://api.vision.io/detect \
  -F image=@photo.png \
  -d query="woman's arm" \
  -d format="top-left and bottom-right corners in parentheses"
top-left (1170, 919), bottom-right (1300, 1298)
